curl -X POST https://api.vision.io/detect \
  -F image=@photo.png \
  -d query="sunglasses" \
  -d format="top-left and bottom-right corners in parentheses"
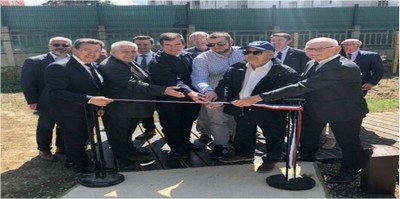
top-left (206, 41), bottom-right (228, 47)
top-left (51, 43), bottom-right (71, 48)
top-left (242, 50), bottom-right (264, 55)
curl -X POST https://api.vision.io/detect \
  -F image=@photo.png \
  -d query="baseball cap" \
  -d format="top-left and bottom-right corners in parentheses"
top-left (240, 41), bottom-right (275, 51)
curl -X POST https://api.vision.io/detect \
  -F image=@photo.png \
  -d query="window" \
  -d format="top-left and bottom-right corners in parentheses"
top-left (289, 1), bottom-right (298, 8)
top-left (378, 0), bottom-right (389, 7)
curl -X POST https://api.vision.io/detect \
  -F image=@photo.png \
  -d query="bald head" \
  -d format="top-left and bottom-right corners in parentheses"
top-left (341, 38), bottom-right (362, 54)
top-left (304, 37), bottom-right (341, 62)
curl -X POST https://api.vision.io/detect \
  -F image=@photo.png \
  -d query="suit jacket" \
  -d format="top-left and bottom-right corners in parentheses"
top-left (215, 59), bottom-right (298, 120)
top-left (259, 56), bottom-right (368, 123)
top-left (135, 51), bottom-right (156, 71)
top-left (98, 56), bottom-right (166, 118)
top-left (20, 53), bottom-right (55, 111)
top-left (148, 51), bottom-right (197, 101)
top-left (354, 50), bottom-right (384, 85)
top-left (282, 47), bottom-right (310, 75)
top-left (45, 57), bottom-right (102, 119)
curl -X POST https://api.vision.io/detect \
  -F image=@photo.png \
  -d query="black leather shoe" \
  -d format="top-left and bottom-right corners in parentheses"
top-left (184, 143), bottom-right (203, 152)
top-left (326, 172), bottom-right (357, 184)
top-left (135, 130), bottom-right (156, 140)
top-left (198, 135), bottom-right (213, 144)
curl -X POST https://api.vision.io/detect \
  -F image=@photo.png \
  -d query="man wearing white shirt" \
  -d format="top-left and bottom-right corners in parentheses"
top-left (212, 41), bottom-right (298, 172)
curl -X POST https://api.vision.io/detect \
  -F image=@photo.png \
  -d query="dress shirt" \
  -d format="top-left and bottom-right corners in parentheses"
top-left (49, 52), bottom-right (71, 65)
top-left (315, 54), bottom-right (341, 71)
top-left (239, 60), bottom-right (272, 98)
top-left (191, 46), bottom-right (245, 93)
top-left (72, 55), bottom-right (103, 83)
top-left (137, 52), bottom-right (153, 65)
top-left (348, 50), bottom-right (359, 62)
top-left (274, 47), bottom-right (289, 63)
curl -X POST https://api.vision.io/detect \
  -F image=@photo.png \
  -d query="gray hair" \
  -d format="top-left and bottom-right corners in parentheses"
top-left (110, 41), bottom-right (137, 54)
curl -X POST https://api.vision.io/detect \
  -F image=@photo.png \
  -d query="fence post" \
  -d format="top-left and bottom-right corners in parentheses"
top-left (292, 33), bottom-right (299, 48)
top-left (392, 31), bottom-right (399, 74)
top-left (1, 26), bottom-right (16, 67)
top-left (187, 24), bottom-right (196, 48)
top-left (351, 25), bottom-right (361, 39)
top-left (97, 25), bottom-right (107, 48)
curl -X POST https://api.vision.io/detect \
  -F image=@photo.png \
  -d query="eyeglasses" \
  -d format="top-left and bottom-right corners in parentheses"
top-left (206, 41), bottom-right (228, 47)
top-left (242, 50), bottom-right (264, 55)
top-left (51, 43), bottom-right (71, 48)
top-left (304, 46), bottom-right (335, 52)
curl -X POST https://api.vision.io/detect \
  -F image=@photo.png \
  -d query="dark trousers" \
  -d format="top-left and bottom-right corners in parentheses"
top-left (156, 102), bottom-right (201, 153)
top-left (56, 115), bottom-right (92, 168)
top-left (36, 111), bottom-right (64, 151)
top-left (234, 113), bottom-right (287, 163)
top-left (300, 116), bottom-right (363, 174)
top-left (142, 116), bottom-right (155, 132)
top-left (102, 112), bottom-right (140, 160)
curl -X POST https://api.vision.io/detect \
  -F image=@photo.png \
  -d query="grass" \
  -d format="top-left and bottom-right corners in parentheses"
top-left (366, 98), bottom-right (399, 112)
top-left (1, 79), bottom-right (21, 93)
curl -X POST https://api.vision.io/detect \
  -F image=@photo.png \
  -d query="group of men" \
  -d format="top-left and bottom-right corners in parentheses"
top-left (21, 31), bottom-right (384, 184)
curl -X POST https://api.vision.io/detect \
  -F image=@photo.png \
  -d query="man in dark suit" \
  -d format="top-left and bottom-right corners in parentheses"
top-left (132, 35), bottom-right (158, 140)
top-left (270, 33), bottom-right (310, 75)
top-left (148, 33), bottom-right (207, 159)
top-left (20, 36), bottom-right (72, 161)
top-left (341, 38), bottom-right (384, 96)
top-left (211, 41), bottom-right (298, 172)
top-left (233, 37), bottom-right (369, 184)
top-left (98, 41), bottom-right (184, 170)
top-left (45, 38), bottom-right (113, 173)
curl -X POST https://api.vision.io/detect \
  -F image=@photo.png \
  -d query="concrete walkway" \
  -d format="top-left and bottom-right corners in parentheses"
top-left (62, 162), bottom-right (326, 198)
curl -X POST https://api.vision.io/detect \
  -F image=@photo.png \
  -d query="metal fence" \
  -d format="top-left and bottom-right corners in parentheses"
top-left (6, 28), bottom-right (396, 54)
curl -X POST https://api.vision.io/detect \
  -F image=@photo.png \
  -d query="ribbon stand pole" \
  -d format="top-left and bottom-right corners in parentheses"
top-left (79, 105), bottom-right (125, 187)
top-left (265, 98), bottom-right (315, 190)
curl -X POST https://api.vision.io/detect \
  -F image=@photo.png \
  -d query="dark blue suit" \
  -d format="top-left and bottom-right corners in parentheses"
top-left (281, 47), bottom-right (310, 75)
top-left (353, 50), bottom-right (384, 86)
top-left (20, 53), bottom-right (64, 152)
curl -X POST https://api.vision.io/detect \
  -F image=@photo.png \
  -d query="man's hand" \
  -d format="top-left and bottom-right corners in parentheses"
top-left (362, 83), bottom-right (374, 91)
top-left (29, 104), bottom-right (37, 110)
top-left (88, 96), bottom-right (114, 107)
top-left (204, 91), bottom-right (218, 102)
top-left (164, 86), bottom-right (185, 98)
top-left (232, 95), bottom-right (263, 107)
top-left (187, 92), bottom-right (208, 103)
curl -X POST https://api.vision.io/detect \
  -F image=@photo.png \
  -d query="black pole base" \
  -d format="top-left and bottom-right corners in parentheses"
top-left (79, 173), bottom-right (125, 188)
top-left (266, 174), bottom-right (315, 190)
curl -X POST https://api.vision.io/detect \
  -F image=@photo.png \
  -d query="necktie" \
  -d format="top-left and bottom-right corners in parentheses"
top-left (87, 64), bottom-right (102, 87)
top-left (276, 52), bottom-right (282, 60)
top-left (140, 54), bottom-right (147, 70)
top-left (129, 62), bottom-right (147, 81)
top-left (348, 54), bottom-right (352, 60)
top-left (303, 61), bottom-right (319, 78)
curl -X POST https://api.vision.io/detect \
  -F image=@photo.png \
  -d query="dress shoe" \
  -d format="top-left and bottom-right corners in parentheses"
top-left (64, 156), bottom-right (74, 168)
top-left (210, 145), bottom-right (229, 160)
top-left (326, 172), bottom-right (357, 184)
top-left (39, 150), bottom-right (58, 162)
top-left (184, 142), bottom-right (203, 152)
top-left (219, 154), bottom-right (254, 163)
top-left (73, 165), bottom-right (95, 174)
top-left (55, 148), bottom-right (66, 155)
top-left (125, 153), bottom-right (153, 163)
top-left (170, 150), bottom-right (190, 159)
top-left (135, 130), bottom-right (156, 140)
top-left (198, 134), bottom-right (213, 144)
top-left (257, 162), bottom-right (275, 173)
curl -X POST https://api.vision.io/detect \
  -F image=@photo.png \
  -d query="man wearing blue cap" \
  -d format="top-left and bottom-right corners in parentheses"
top-left (210, 41), bottom-right (298, 172)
